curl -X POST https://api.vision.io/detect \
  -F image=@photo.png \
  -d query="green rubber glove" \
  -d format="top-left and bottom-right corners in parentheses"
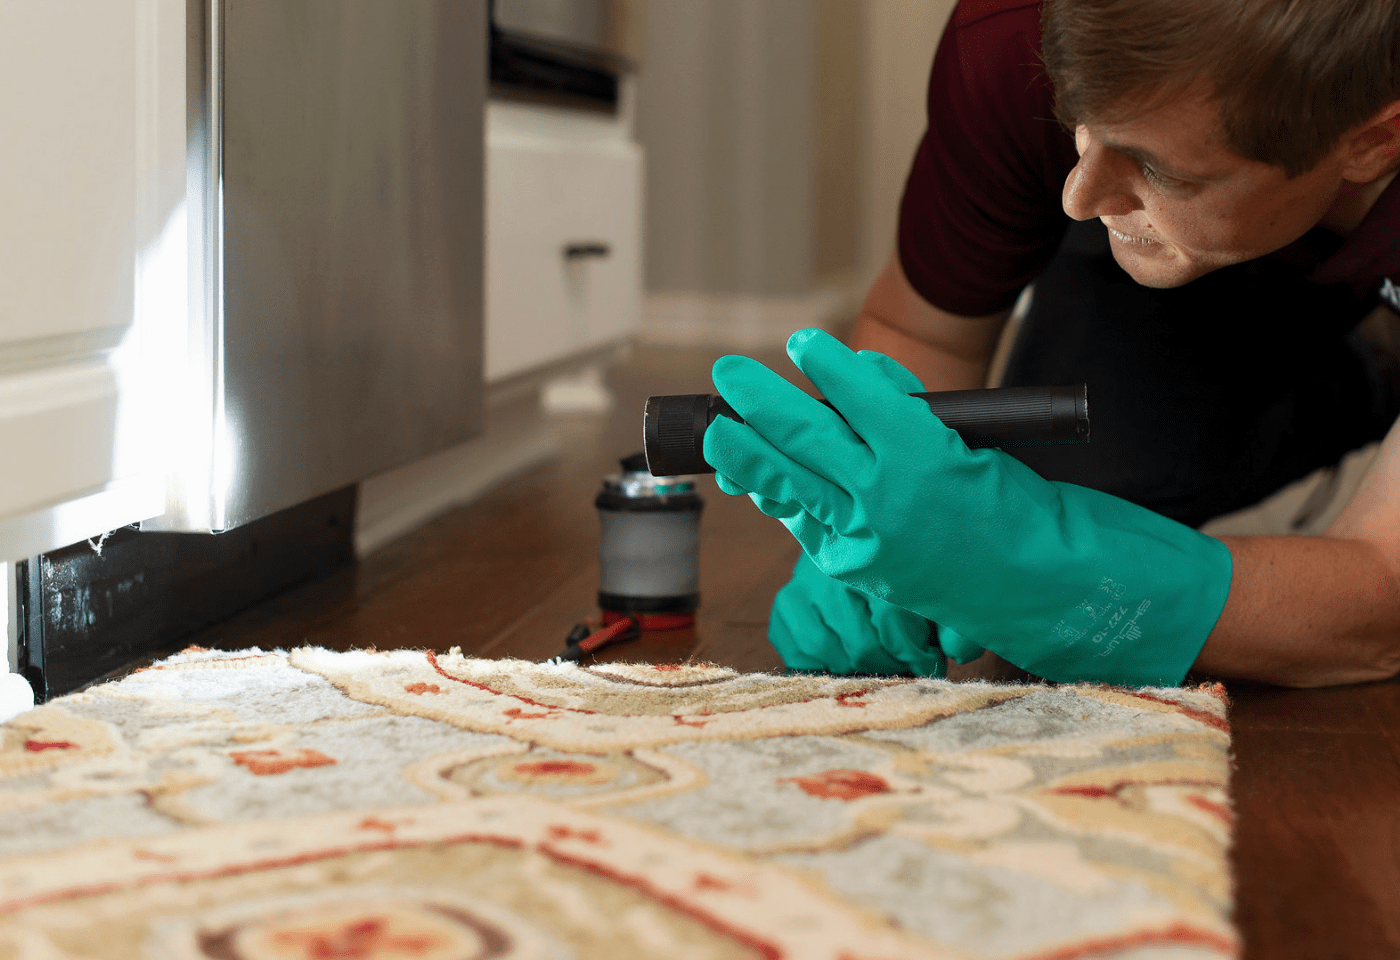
top-left (935, 624), bottom-right (988, 666)
top-left (753, 349), bottom-right (982, 676)
top-left (704, 328), bottom-right (1233, 687)
top-left (771, 552), bottom-right (948, 676)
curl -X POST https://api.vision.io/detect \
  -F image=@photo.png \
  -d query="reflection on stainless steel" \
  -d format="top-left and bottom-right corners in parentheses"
top-left (170, 0), bottom-right (485, 531)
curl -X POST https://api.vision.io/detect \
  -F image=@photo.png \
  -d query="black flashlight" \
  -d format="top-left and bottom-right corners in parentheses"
top-left (642, 384), bottom-right (1090, 476)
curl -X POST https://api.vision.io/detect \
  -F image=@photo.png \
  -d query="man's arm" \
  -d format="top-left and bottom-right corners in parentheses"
top-left (848, 251), bottom-right (1010, 392)
top-left (1196, 416), bottom-right (1400, 687)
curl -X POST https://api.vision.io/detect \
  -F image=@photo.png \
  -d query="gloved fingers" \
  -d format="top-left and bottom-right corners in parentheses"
top-left (714, 470), bottom-right (804, 523)
top-left (856, 349), bottom-right (926, 394)
top-left (721, 475), bottom-right (806, 526)
top-left (936, 623), bottom-right (988, 665)
top-left (814, 589), bottom-right (911, 676)
top-left (714, 471), bottom-right (810, 529)
top-left (866, 600), bottom-right (946, 676)
top-left (749, 491), bottom-right (806, 522)
top-left (717, 473), bottom-right (823, 529)
top-left (710, 354), bottom-right (873, 487)
top-left (722, 476), bottom-right (804, 523)
top-left (704, 414), bottom-right (854, 530)
top-left (774, 554), bottom-right (943, 677)
top-left (769, 586), bottom-right (858, 675)
top-left (714, 472), bottom-right (748, 497)
top-left (787, 522), bottom-right (839, 566)
top-left (786, 549), bottom-right (828, 584)
top-left (843, 636), bottom-right (922, 675)
top-left (786, 329), bottom-right (948, 456)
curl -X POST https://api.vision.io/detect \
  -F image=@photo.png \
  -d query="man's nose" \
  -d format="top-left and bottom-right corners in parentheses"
top-left (1062, 143), bottom-right (1139, 221)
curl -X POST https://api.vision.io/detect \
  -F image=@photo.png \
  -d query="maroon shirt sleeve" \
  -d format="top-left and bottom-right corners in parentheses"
top-left (898, 0), bottom-right (1080, 317)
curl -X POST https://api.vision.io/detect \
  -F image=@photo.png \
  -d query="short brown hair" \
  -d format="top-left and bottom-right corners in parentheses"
top-left (1042, 0), bottom-right (1400, 177)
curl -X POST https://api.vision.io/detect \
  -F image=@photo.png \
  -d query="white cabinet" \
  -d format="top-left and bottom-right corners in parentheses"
top-left (485, 96), bottom-right (643, 383)
top-left (0, 0), bottom-right (185, 562)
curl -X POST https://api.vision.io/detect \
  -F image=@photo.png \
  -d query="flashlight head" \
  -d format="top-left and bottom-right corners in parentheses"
top-left (643, 394), bottom-right (718, 476)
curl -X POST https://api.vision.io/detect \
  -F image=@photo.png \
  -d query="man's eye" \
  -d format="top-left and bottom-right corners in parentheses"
top-left (1140, 163), bottom-right (1174, 187)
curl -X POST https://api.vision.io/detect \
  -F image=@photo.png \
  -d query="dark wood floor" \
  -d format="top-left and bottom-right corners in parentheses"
top-left (187, 342), bottom-right (1400, 960)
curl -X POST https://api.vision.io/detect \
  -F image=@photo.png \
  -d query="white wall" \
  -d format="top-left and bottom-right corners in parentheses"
top-left (637, 0), bottom-right (817, 299)
top-left (859, 0), bottom-right (956, 274)
top-left (635, 0), bottom-right (956, 347)
top-left (1, 561), bottom-right (10, 673)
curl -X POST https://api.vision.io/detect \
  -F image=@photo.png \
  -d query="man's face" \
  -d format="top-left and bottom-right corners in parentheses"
top-left (1061, 92), bottom-right (1349, 287)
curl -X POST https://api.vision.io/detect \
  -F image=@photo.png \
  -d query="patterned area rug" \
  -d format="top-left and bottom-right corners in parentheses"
top-left (0, 647), bottom-right (1236, 959)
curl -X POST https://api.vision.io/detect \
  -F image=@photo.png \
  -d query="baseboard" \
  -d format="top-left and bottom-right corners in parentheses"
top-left (641, 284), bottom-right (869, 349)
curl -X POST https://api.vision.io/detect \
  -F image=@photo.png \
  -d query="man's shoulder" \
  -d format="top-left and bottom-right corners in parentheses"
top-left (949, 0), bottom-right (1043, 32)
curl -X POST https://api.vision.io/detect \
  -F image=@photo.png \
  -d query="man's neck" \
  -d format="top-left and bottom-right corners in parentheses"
top-left (1320, 167), bottom-right (1399, 236)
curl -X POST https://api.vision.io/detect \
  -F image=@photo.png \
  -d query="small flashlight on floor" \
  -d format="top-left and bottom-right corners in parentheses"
top-left (642, 384), bottom-right (1090, 477)
top-left (557, 454), bottom-right (702, 662)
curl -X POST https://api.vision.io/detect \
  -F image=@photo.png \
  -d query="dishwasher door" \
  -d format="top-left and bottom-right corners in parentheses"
top-left (173, 0), bottom-right (486, 532)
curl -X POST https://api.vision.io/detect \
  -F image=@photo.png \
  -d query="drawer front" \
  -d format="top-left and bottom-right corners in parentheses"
top-left (486, 133), bottom-right (643, 382)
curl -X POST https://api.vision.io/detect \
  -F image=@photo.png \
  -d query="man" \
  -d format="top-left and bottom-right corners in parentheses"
top-left (703, 0), bottom-right (1400, 688)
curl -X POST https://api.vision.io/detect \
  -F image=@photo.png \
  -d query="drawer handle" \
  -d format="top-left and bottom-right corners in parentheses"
top-left (564, 241), bottom-right (611, 259)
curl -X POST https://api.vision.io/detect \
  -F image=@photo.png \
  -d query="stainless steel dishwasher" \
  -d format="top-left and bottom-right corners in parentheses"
top-left (156, 0), bottom-right (486, 532)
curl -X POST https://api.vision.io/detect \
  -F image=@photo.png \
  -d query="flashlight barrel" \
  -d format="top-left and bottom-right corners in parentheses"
top-left (643, 384), bottom-right (1089, 477)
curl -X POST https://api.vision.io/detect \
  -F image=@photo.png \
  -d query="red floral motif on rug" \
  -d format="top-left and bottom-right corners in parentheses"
top-left (230, 748), bottom-right (338, 776)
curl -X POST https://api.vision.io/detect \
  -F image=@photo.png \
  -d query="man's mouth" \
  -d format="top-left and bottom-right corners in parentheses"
top-left (1105, 224), bottom-right (1158, 245)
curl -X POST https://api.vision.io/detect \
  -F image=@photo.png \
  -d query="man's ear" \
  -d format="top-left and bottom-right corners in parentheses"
top-left (1342, 100), bottom-right (1400, 183)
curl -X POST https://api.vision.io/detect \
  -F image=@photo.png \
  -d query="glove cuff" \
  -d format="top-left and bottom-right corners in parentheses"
top-left (1030, 527), bottom-right (1234, 687)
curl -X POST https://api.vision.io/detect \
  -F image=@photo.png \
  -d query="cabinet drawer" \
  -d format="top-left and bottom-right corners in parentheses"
top-left (485, 127), bottom-right (642, 382)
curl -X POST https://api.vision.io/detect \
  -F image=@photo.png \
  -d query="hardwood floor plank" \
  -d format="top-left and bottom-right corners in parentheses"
top-left (1227, 681), bottom-right (1395, 735)
top-left (1231, 725), bottom-right (1400, 958)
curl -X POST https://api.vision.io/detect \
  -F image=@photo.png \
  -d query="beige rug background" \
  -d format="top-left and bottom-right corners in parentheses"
top-left (0, 647), bottom-right (1236, 959)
